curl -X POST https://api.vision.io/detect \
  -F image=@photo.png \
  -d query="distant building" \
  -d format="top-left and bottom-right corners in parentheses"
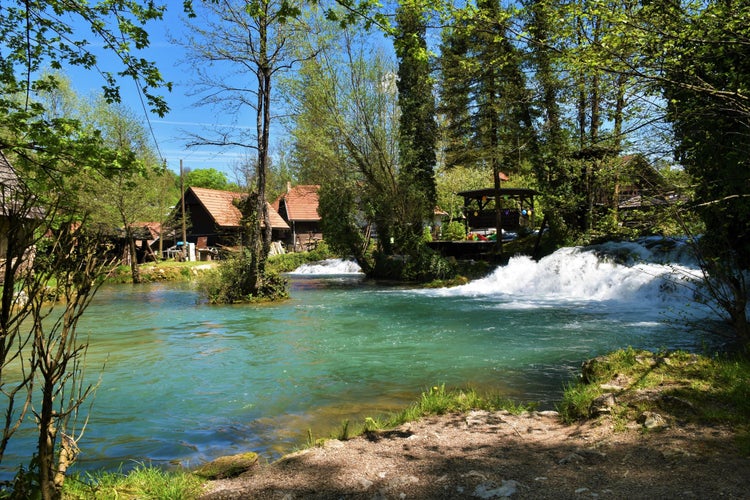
top-left (174, 186), bottom-right (289, 258)
top-left (0, 151), bottom-right (44, 281)
top-left (272, 184), bottom-right (322, 252)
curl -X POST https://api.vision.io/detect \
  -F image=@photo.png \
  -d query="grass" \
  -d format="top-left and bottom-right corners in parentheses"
top-left (307, 384), bottom-right (537, 447)
top-left (557, 347), bottom-right (750, 447)
top-left (106, 261), bottom-right (212, 283)
top-left (62, 463), bottom-right (204, 500)
top-left (104, 245), bottom-right (337, 284)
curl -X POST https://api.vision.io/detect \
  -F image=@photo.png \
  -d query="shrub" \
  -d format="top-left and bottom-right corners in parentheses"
top-left (441, 221), bottom-right (466, 241)
top-left (198, 250), bottom-right (288, 303)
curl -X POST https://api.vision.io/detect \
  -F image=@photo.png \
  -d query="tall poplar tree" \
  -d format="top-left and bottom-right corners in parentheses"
top-left (394, 0), bottom-right (438, 252)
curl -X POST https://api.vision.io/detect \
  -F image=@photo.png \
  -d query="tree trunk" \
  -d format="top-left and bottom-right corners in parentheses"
top-left (127, 230), bottom-right (141, 284)
top-left (37, 361), bottom-right (60, 500)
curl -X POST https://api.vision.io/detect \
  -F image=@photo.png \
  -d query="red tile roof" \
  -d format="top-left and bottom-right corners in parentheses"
top-left (189, 187), bottom-right (289, 230)
top-left (273, 185), bottom-right (320, 222)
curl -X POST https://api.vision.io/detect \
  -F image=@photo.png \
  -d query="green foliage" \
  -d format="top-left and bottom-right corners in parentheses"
top-left (105, 262), bottom-right (210, 283)
top-left (439, 0), bottom-right (537, 179)
top-left (62, 464), bottom-right (204, 500)
top-left (590, 209), bottom-right (638, 241)
top-left (388, 384), bottom-right (536, 428)
top-left (0, 2), bottom-right (171, 121)
top-left (435, 165), bottom-right (489, 221)
top-left (267, 242), bottom-right (336, 273)
top-left (317, 183), bottom-right (374, 274)
top-left (558, 349), bottom-right (750, 428)
top-left (198, 251), bottom-right (289, 303)
top-left (441, 221), bottom-right (466, 241)
top-left (395, 0), bottom-right (438, 231)
top-left (307, 384), bottom-right (536, 449)
top-left (0, 455), bottom-right (41, 500)
top-left (655, 0), bottom-right (750, 346)
top-left (185, 168), bottom-right (231, 191)
top-left (371, 245), bottom-right (457, 283)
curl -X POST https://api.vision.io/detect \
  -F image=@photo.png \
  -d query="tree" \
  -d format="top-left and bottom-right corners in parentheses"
top-left (180, 0), bottom-right (310, 300)
top-left (84, 101), bottom-right (168, 283)
top-left (283, 19), bottom-right (400, 273)
top-left (185, 167), bottom-right (232, 190)
top-left (523, 0), bottom-right (575, 241)
top-left (0, 2), bottom-right (171, 497)
top-left (439, 0), bottom-right (537, 251)
top-left (394, 0), bottom-right (438, 253)
top-left (653, 0), bottom-right (750, 348)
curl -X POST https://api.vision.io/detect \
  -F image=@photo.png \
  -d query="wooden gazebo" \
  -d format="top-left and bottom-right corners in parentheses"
top-left (458, 187), bottom-right (538, 233)
top-left (428, 187), bottom-right (539, 260)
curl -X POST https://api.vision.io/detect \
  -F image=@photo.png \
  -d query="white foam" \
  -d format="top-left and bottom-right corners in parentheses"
top-left (289, 258), bottom-right (363, 275)
top-left (426, 239), bottom-right (704, 313)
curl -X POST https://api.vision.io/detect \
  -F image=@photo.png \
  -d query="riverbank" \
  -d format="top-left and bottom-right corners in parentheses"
top-left (199, 408), bottom-right (747, 499)
top-left (197, 349), bottom-right (750, 499)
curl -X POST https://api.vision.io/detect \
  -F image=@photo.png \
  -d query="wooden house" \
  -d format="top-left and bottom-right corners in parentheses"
top-left (0, 151), bottom-right (44, 281)
top-left (272, 184), bottom-right (322, 252)
top-left (121, 222), bottom-right (168, 264)
top-left (427, 184), bottom-right (538, 260)
top-left (176, 187), bottom-right (289, 258)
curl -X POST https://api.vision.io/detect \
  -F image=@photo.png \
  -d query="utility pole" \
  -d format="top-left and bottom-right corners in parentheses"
top-left (181, 159), bottom-right (187, 261)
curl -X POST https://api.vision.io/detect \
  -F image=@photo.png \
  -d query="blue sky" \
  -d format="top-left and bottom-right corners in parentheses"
top-left (70, 5), bottom-right (258, 180)
top-left (66, 3), bottom-right (396, 181)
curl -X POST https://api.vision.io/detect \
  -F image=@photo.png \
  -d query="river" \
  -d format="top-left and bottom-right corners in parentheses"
top-left (1, 238), bottom-right (720, 478)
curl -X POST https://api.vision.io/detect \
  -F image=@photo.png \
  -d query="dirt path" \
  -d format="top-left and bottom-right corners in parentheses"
top-left (199, 409), bottom-right (748, 499)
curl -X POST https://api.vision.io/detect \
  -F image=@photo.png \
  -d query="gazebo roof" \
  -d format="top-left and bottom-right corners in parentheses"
top-left (457, 187), bottom-right (538, 199)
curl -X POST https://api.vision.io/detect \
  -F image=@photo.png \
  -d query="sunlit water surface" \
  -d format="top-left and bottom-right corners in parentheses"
top-left (2, 240), bottom-right (722, 477)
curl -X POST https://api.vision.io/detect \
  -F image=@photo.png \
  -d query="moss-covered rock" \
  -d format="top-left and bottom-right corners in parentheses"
top-left (193, 452), bottom-right (259, 479)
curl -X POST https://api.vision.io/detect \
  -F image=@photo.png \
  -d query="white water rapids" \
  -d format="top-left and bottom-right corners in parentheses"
top-left (431, 238), bottom-right (703, 306)
top-left (289, 258), bottom-right (363, 275)
top-left (289, 238), bottom-right (735, 325)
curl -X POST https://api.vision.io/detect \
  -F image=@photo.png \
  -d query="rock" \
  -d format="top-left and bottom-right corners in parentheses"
top-left (638, 411), bottom-right (667, 429)
top-left (580, 356), bottom-right (607, 383)
top-left (193, 452), bottom-right (259, 479)
top-left (536, 410), bottom-right (560, 418)
top-left (324, 439), bottom-right (345, 449)
top-left (558, 452), bottom-right (585, 465)
top-left (599, 383), bottom-right (626, 392)
top-left (473, 479), bottom-right (519, 498)
top-left (589, 393), bottom-right (617, 415)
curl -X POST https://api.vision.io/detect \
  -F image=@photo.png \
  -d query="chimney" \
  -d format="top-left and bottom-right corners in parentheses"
top-left (287, 181), bottom-right (292, 193)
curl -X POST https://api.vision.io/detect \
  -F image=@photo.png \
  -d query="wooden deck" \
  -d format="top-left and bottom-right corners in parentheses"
top-left (426, 240), bottom-right (498, 260)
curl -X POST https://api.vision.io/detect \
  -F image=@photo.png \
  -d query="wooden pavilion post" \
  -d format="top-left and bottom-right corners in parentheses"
top-left (493, 169), bottom-right (503, 254)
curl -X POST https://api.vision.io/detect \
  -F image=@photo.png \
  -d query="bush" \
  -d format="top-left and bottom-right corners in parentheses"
top-left (198, 250), bottom-right (289, 303)
top-left (441, 221), bottom-right (466, 241)
top-left (371, 245), bottom-right (457, 283)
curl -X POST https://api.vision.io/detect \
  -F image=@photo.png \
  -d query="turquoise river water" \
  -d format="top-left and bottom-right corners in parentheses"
top-left (1, 240), bottom-right (722, 478)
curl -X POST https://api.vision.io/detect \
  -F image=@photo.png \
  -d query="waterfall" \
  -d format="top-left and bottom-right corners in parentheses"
top-left (426, 238), bottom-right (705, 315)
top-left (289, 258), bottom-right (363, 275)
